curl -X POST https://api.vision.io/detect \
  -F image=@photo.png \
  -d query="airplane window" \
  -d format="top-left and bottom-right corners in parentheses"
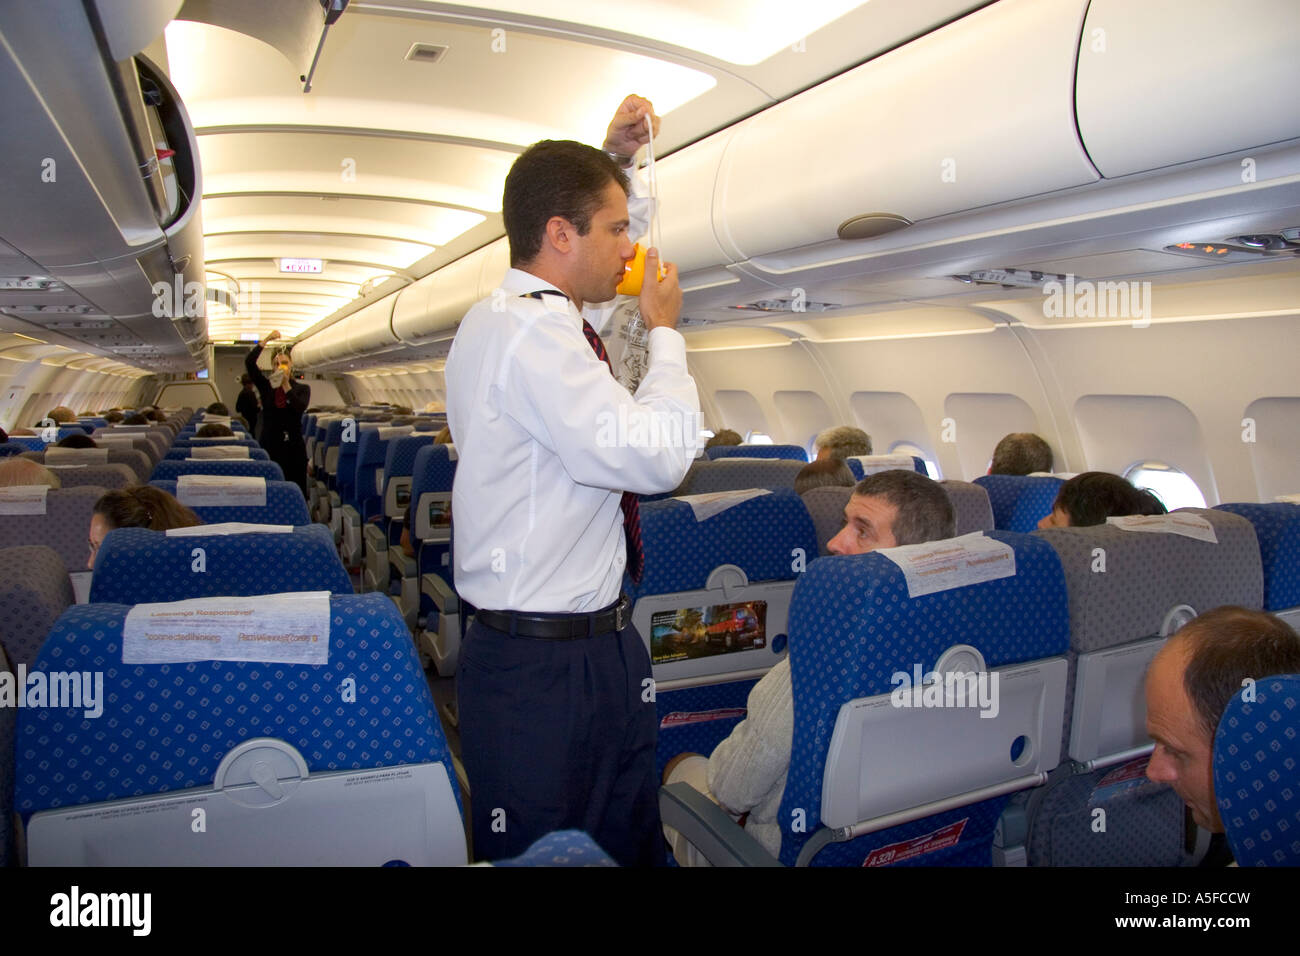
top-left (1124, 460), bottom-right (1206, 510)
top-left (746, 432), bottom-right (774, 445)
top-left (891, 441), bottom-right (942, 480)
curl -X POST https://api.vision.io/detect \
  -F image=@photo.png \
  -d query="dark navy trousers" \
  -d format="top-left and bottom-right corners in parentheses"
top-left (457, 617), bottom-right (666, 866)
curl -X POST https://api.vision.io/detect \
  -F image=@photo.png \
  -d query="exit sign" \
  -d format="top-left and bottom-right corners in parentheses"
top-left (279, 258), bottom-right (323, 273)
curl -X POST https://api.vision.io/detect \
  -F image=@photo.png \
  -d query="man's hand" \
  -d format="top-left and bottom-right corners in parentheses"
top-left (638, 248), bottom-right (681, 331)
top-left (604, 94), bottom-right (659, 159)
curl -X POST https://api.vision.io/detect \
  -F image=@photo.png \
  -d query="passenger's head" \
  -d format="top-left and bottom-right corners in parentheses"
top-left (0, 457), bottom-right (61, 489)
top-left (56, 433), bottom-right (97, 449)
top-left (434, 426), bottom-right (452, 445)
top-left (989, 433), bottom-right (1053, 475)
top-left (196, 423), bottom-right (234, 438)
top-left (122, 412), bottom-right (149, 425)
top-left (1145, 607), bottom-right (1300, 832)
top-left (240, 374), bottom-right (254, 390)
top-left (503, 139), bottom-right (633, 302)
top-left (814, 426), bottom-right (872, 461)
top-left (795, 458), bottom-right (855, 495)
top-left (828, 470), bottom-right (956, 556)
top-left (103, 410), bottom-right (124, 424)
top-left (147, 408), bottom-right (166, 422)
top-left (1037, 471), bottom-right (1167, 529)
top-left (46, 406), bottom-right (76, 424)
top-left (88, 485), bottom-right (204, 569)
top-left (704, 429), bottom-right (742, 449)
top-left (205, 402), bottom-right (229, 416)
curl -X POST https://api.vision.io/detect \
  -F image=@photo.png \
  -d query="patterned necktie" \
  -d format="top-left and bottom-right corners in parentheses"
top-left (525, 291), bottom-right (644, 582)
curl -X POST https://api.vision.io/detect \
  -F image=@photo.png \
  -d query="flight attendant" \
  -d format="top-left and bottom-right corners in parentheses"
top-left (245, 330), bottom-right (310, 494)
top-left (445, 95), bottom-right (699, 865)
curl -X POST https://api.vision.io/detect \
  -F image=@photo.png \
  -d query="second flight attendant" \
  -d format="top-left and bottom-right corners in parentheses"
top-left (245, 330), bottom-right (310, 494)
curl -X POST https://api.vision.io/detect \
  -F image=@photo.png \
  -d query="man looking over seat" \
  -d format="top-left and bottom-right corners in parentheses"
top-left (663, 470), bottom-right (956, 862)
top-left (813, 425), bottom-right (872, 461)
top-left (988, 432), bottom-right (1052, 475)
top-left (1145, 606), bottom-right (1300, 834)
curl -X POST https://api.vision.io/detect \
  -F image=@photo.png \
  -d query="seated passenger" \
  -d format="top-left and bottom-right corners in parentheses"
top-left (813, 425), bottom-right (872, 461)
top-left (663, 470), bottom-right (956, 861)
top-left (704, 428), bottom-right (742, 449)
top-left (1037, 471), bottom-right (1167, 529)
top-left (205, 402), bottom-right (230, 417)
top-left (121, 412), bottom-right (149, 426)
top-left (87, 485), bottom-right (204, 569)
top-left (1145, 606), bottom-right (1300, 838)
top-left (794, 457), bottom-right (855, 495)
top-left (147, 408), bottom-right (167, 423)
top-left (196, 423), bottom-right (235, 438)
top-left (0, 457), bottom-right (61, 488)
top-left (103, 410), bottom-right (125, 424)
top-left (55, 433), bottom-right (97, 449)
top-left (988, 432), bottom-right (1053, 475)
top-left (45, 406), bottom-right (76, 425)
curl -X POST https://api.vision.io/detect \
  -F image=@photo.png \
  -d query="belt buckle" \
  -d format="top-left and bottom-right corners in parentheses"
top-left (614, 597), bottom-right (629, 632)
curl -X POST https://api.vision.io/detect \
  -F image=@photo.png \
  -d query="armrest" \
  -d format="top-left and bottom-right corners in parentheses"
top-left (390, 549), bottom-right (417, 577)
top-left (362, 523), bottom-right (387, 549)
top-left (421, 572), bottom-right (460, 615)
top-left (658, 782), bottom-right (781, 868)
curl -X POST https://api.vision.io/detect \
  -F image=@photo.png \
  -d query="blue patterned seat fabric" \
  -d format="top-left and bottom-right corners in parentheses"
top-left (15, 594), bottom-right (461, 822)
top-left (89, 524), bottom-right (352, 603)
top-left (779, 532), bottom-right (1069, 866)
top-left (844, 456), bottom-right (926, 480)
top-left (411, 443), bottom-right (458, 595)
top-left (706, 444), bottom-right (808, 462)
top-left (1214, 503), bottom-right (1300, 611)
top-left (0, 441), bottom-right (29, 457)
top-left (973, 475), bottom-right (1064, 533)
top-left (150, 459), bottom-right (285, 482)
top-left (170, 438), bottom-right (259, 449)
top-left (354, 426), bottom-right (411, 523)
top-left (627, 489), bottom-right (819, 601)
top-left (1214, 673), bottom-right (1300, 866)
top-left (494, 830), bottom-right (618, 867)
top-left (149, 479), bottom-right (310, 526)
top-left (382, 434), bottom-right (435, 542)
top-left (0, 644), bottom-right (13, 866)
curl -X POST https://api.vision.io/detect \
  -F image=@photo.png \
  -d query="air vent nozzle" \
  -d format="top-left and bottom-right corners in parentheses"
top-left (405, 43), bottom-right (448, 64)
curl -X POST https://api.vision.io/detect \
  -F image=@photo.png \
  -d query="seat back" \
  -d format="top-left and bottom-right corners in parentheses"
top-left (150, 479), bottom-right (310, 526)
top-left (164, 446), bottom-right (269, 460)
top-left (1214, 673), bottom-right (1300, 866)
top-left (383, 434), bottom-right (436, 535)
top-left (628, 489), bottom-right (819, 779)
top-left (672, 458), bottom-right (804, 496)
top-left (0, 441), bottom-right (33, 457)
top-left (706, 444), bottom-right (807, 462)
top-left (973, 474), bottom-right (1064, 532)
top-left (149, 459), bottom-right (285, 482)
top-left (92, 434), bottom-right (159, 463)
top-left (411, 443), bottom-right (458, 590)
top-left (90, 525), bottom-right (351, 603)
top-left (941, 480), bottom-right (995, 535)
top-left (0, 643), bottom-right (12, 866)
top-left (1035, 508), bottom-right (1264, 764)
top-left (44, 463), bottom-right (137, 491)
top-left (844, 454), bottom-right (927, 479)
top-left (17, 594), bottom-right (465, 865)
top-left (0, 486), bottom-right (102, 579)
top-left (780, 532), bottom-right (1070, 866)
top-left (0, 545), bottom-right (74, 666)
top-left (355, 425), bottom-right (413, 521)
top-left (800, 486), bottom-right (852, 556)
top-left (1214, 503), bottom-right (1300, 624)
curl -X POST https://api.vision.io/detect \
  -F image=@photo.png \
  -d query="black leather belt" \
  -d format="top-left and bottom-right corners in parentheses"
top-left (475, 595), bottom-right (630, 640)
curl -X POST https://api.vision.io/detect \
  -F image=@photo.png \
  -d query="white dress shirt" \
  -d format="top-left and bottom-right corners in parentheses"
top-left (445, 267), bottom-right (700, 612)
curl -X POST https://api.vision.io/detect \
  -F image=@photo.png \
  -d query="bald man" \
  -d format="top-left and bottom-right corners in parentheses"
top-left (1144, 606), bottom-right (1300, 832)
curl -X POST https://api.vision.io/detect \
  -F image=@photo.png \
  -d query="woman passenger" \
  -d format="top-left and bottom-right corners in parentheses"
top-left (87, 485), bottom-right (204, 569)
top-left (1037, 471), bottom-right (1167, 529)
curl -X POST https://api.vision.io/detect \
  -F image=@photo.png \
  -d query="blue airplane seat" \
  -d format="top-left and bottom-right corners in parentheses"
top-left (89, 524), bottom-right (352, 604)
top-left (628, 488), bottom-right (818, 783)
top-left (706, 444), bottom-right (807, 462)
top-left (15, 594), bottom-right (464, 865)
top-left (164, 446), bottom-right (270, 461)
top-left (493, 830), bottom-right (618, 867)
top-left (149, 479), bottom-right (310, 526)
top-left (844, 454), bottom-right (928, 480)
top-left (150, 459), bottom-right (285, 483)
top-left (412, 444), bottom-right (460, 674)
top-left (1214, 673), bottom-right (1300, 866)
top-left (974, 474), bottom-right (1065, 532)
top-left (363, 433), bottom-right (434, 603)
top-left (1214, 502), bottom-right (1300, 616)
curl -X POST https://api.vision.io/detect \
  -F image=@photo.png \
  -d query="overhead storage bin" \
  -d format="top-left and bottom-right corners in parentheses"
top-left (392, 246), bottom-right (488, 346)
top-left (713, 0), bottom-right (1099, 261)
top-left (1076, 0), bottom-right (1300, 179)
